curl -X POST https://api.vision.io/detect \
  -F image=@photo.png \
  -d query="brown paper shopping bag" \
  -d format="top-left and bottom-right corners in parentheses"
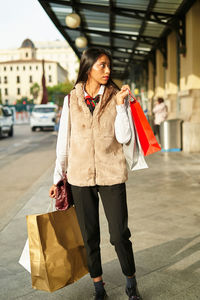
top-left (26, 206), bottom-right (88, 292)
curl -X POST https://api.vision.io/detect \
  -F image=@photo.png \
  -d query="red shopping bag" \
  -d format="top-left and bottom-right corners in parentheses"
top-left (129, 92), bottom-right (161, 156)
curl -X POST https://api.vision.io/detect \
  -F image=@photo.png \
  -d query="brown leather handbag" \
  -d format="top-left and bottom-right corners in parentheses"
top-left (55, 174), bottom-right (73, 211)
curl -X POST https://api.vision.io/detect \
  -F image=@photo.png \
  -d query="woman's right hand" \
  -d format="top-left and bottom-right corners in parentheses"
top-left (116, 84), bottom-right (130, 105)
top-left (49, 184), bottom-right (57, 198)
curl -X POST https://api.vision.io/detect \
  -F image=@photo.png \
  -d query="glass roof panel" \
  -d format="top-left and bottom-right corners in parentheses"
top-left (82, 10), bottom-right (109, 29)
top-left (50, 3), bottom-right (72, 26)
top-left (63, 29), bottom-right (82, 40)
top-left (143, 22), bottom-right (165, 37)
top-left (89, 34), bottom-right (110, 45)
top-left (113, 51), bottom-right (131, 58)
top-left (153, 0), bottom-right (183, 14)
top-left (135, 44), bottom-right (151, 52)
top-left (132, 55), bottom-right (146, 60)
top-left (79, 0), bottom-right (109, 5)
top-left (114, 0), bottom-right (149, 10)
top-left (113, 66), bottom-right (126, 71)
top-left (50, 3), bottom-right (72, 13)
top-left (113, 38), bottom-right (134, 48)
top-left (113, 58), bottom-right (126, 63)
top-left (115, 15), bottom-right (142, 34)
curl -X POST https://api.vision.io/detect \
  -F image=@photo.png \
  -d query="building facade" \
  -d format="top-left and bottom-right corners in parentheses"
top-left (132, 1), bottom-right (200, 153)
top-left (0, 39), bottom-right (78, 104)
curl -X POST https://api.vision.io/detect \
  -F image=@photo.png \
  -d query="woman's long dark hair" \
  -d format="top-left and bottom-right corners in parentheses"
top-left (75, 47), bottom-right (119, 90)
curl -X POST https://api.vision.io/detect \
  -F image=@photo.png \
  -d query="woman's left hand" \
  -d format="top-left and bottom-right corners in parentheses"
top-left (116, 85), bottom-right (130, 105)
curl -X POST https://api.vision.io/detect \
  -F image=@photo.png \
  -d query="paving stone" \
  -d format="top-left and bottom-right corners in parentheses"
top-left (0, 152), bottom-right (200, 299)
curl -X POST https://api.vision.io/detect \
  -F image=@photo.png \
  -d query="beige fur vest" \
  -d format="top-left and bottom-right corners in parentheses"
top-left (67, 82), bottom-right (128, 186)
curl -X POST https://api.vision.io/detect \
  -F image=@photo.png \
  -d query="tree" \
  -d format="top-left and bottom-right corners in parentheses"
top-left (30, 83), bottom-right (40, 103)
top-left (47, 80), bottom-right (74, 106)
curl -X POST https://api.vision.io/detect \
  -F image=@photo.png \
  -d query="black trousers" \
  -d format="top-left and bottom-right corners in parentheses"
top-left (71, 183), bottom-right (136, 278)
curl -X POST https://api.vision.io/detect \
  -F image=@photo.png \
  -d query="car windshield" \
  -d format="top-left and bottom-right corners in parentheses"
top-left (2, 107), bottom-right (12, 116)
top-left (33, 107), bottom-right (56, 113)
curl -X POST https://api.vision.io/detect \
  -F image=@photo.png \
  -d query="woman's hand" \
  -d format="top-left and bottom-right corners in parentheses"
top-left (49, 184), bottom-right (57, 198)
top-left (116, 84), bottom-right (130, 105)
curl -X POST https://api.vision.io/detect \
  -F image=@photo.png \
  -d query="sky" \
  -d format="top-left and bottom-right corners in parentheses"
top-left (0, 0), bottom-right (65, 49)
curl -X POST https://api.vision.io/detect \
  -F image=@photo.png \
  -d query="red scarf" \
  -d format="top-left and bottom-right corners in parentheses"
top-left (85, 94), bottom-right (100, 114)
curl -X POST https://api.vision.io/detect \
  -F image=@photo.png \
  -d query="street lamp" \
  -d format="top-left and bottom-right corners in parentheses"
top-left (65, 13), bottom-right (81, 28)
top-left (75, 36), bottom-right (87, 48)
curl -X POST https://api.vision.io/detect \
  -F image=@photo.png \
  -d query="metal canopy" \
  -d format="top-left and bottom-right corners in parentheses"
top-left (38, 0), bottom-right (196, 79)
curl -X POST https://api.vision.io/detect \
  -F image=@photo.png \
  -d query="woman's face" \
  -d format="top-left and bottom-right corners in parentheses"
top-left (88, 54), bottom-right (111, 85)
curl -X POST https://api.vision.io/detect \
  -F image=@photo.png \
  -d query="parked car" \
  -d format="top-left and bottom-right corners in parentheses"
top-left (0, 105), bottom-right (14, 137)
top-left (30, 104), bottom-right (57, 131)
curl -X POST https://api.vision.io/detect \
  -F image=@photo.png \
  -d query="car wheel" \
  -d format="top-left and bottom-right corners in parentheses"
top-left (31, 127), bottom-right (36, 132)
top-left (8, 126), bottom-right (13, 137)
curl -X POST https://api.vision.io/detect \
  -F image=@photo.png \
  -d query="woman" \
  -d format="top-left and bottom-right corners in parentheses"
top-left (153, 97), bottom-right (168, 144)
top-left (49, 48), bottom-right (141, 300)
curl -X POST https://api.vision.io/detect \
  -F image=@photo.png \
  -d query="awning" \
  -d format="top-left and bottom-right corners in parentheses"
top-left (38, 0), bottom-right (196, 79)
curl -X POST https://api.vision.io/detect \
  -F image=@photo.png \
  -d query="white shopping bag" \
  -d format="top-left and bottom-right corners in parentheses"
top-left (123, 103), bottom-right (148, 171)
top-left (18, 238), bottom-right (31, 273)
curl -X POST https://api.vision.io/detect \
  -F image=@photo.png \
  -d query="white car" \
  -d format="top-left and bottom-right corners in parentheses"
top-left (30, 104), bottom-right (57, 131)
top-left (0, 105), bottom-right (14, 137)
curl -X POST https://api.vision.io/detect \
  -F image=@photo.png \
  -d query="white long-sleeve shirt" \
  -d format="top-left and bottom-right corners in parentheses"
top-left (153, 102), bottom-right (168, 125)
top-left (53, 86), bottom-right (131, 184)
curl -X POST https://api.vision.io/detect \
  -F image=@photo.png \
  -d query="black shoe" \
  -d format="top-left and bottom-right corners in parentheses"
top-left (93, 289), bottom-right (107, 300)
top-left (126, 285), bottom-right (142, 300)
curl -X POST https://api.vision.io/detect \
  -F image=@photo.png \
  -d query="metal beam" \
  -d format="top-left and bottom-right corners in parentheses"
top-left (61, 26), bottom-right (158, 45)
top-left (49, 0), bottom-right (173, 22)
top-left (145, 0), bottom-right (196, 63)
top-left (124, 0), bottom-right (158, 76)
top-left (109, 0), bottom-right (114, 51)
top-left (38, 0), bottom-right (81, 58)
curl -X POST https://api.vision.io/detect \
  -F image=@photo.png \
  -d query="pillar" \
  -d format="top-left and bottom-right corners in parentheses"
top-left (179, 0), bottom-right (200, 152)
top-left (155, 49), bottom-right (165, 98)
top-left (165, 31), bottom-right (178, 119)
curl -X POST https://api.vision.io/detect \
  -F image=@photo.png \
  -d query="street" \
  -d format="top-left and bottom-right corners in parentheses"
top-left (0, 124), bottom-right (57, 231)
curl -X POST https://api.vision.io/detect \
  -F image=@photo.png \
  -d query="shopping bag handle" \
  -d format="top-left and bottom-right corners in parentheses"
top-left (128, 90), bottom-right (137, 102)
top-left (47, 198), bottom-right (55, 213)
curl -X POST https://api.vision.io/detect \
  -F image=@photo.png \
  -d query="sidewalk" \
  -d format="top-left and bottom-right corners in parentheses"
top-left (0, 151), bottom-right (200, 300)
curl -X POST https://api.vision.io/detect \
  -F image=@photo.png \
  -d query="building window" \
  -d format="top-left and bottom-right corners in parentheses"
top-left (23, 66), bottom-right (25, 70)
top-left (16, 66), bottom-right (19, 71)
top-left (29, 66), bottom-right (32, 70)
top-left (4, 76), bottom-right (7, 84)
top-left (17, 88), bottom-right (20, 95)
top-left (5, 88), bottom-right (8, 95)
top-left (17, 76), bottom-right (20, 83)
top-left (36, 65), bottom-right (38, 70)
top-left (29, 75), bottom-right (33, 83)
top-left (49, 65), bottom-right (51, 70)
top-left (26, 52), bottom-right (28, 57)
top-left (10, 66), bottom-right (12, 71)
top-left (49, 75), bottom-right (52, 83)
top-left (4, 66), bottom-right (6, 71)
